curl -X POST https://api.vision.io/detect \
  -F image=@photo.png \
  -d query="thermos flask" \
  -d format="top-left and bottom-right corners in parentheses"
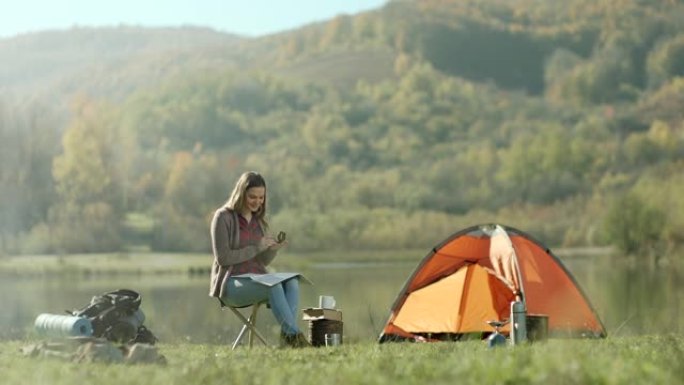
top-left (510, 300), bottom-right (527, 345)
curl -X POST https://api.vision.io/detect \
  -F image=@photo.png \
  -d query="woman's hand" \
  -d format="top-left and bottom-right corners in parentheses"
top-left (258, 236), bottom-right (276, 252)
top-left (258, 235), bottom-right (287, 251)
top-left (269, 239), bottom-right (288, 251)
top-left (258, 236), bottom-right (285, 252)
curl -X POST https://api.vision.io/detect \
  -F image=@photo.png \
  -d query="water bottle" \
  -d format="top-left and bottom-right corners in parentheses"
top-left (510, 300), bottom-right (527, 345)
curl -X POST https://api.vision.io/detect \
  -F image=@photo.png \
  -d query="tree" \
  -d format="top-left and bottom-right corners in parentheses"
top-left (152, 151), bottom-right (238, 251)
top-left (49, 97), bottom-right (129, 252)
top-left (646, 33), bottom-right (684, 89)
top-left (602, 192), bottom-right (665, 256)
top-left (0, 99), bottom-right (60, 254)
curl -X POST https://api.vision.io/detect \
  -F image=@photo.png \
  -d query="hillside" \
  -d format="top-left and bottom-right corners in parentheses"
top-left (1, 0), bottom-right (683, 257)
top-left (0, 26), bottom-right (244, 98)
top-left (274, 48), bottom-right (397, 87)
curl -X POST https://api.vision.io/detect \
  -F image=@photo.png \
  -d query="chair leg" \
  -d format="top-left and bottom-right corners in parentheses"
top-left (232, 323), bottom-right (250, 350)
top-left (248, 305), bottom-right (260, 347)
top-left (228, 304), bottom-right (269, 350)
top-left (245, 305), bottom-right (269, 347)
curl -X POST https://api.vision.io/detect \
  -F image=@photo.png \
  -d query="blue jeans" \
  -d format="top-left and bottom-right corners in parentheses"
top-left (222, 276), bottom-right (301, 335)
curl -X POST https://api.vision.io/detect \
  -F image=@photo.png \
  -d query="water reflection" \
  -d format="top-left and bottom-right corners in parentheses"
top-left (563, 255), bottom-right (683, 336)
top-left (1, 253), bottom-right (682, 343)
top-left (0, 263), bottom-right (415, 344)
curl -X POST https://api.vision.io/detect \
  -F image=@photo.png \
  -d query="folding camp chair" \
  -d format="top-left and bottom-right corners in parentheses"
top-left (218, 298), bottom-right (270, 350)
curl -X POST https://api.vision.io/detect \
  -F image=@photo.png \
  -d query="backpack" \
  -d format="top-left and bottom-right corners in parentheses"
top-left (68, 289), bottom-right (158, 345)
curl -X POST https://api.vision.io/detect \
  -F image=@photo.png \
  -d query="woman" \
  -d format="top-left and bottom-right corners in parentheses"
top-left (209, 171), bottom-right (309, 348)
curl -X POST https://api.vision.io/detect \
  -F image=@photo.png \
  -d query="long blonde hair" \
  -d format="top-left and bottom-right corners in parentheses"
top-left (224, 171), bottom-right (268, 228)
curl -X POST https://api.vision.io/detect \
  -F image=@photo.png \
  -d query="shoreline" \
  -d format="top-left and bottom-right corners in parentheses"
top-left (0, 247), bottom-right (615, 277)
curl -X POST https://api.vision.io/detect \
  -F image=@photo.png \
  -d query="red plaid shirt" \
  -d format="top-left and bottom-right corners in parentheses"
top-left (230, 214), bottom-right (267, 275)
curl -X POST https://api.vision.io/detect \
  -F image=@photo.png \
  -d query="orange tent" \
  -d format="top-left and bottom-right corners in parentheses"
top-left (378, 224), bottom-right (606, 342)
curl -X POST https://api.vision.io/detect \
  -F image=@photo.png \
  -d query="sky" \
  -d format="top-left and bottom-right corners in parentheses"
top-left (1, 0), bottom-right (389, 38)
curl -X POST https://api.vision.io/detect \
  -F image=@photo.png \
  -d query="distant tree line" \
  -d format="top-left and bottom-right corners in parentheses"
top-left (1, 0), bottom-right (683, 259)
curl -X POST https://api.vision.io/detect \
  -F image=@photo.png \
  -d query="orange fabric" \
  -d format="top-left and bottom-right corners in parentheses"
top-left (408, 236), bottom-right (489, 292)
top-left (393, 264), bottom-right (514, 334)
top-left (457, 266), bottom-right (515, 332)
top-left (382, 226), bottom-right (606, 338)
top-left (394, 265), bottom-right (469, 332)
top-left (381, 323), bottom-right (417, 339)
top-left (512, 236), bottom-right (602, 331)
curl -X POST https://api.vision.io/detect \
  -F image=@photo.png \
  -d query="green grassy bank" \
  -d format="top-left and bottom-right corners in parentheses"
top-left (0, 248), bottom-right (611, 277)
top-left (0, 249), bottom-right (429, 277)
top-left (2, 336), bottom-right (683, 385)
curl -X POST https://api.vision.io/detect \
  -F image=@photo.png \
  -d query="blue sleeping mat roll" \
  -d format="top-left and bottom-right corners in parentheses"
top-left (34, 313), bottom-right (93, 337)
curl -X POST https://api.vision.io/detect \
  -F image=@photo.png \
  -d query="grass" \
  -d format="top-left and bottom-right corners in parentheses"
top-left (0, 253), bottom-right (211, 276)
top-left (2, 335), bottom-right (684, 385)
top-left (0, 249), bottom-right (427, 277)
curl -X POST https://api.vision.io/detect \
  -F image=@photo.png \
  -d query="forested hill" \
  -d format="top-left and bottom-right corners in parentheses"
top-left (0, 26), bottom-right (244, 101)
top-left (1, 0), bottom-right (683, 259)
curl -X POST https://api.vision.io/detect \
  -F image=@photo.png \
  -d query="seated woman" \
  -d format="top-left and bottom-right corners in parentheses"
top-left (209, 171), bottom-right (309, 348)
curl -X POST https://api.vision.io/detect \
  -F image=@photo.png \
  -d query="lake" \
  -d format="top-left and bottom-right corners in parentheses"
top-left (1, 252), bottom-right (682, 344)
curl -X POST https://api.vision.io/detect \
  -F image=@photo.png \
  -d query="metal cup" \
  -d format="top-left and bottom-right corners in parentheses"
top-left (319, 295), bottom-right (336, 309)
top-left (324, 333), bottom-right (341, 347)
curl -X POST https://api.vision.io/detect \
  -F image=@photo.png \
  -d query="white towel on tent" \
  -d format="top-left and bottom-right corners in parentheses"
top-left (488, 225), bottom-right (521, 295)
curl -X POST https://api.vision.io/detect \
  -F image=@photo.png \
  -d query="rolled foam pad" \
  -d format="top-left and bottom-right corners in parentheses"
top-left (34, 313), bottom-right (93, 337)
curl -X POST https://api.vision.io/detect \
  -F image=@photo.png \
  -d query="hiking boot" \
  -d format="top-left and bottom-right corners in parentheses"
top-left (280, 332), bottom-right (311, 348)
